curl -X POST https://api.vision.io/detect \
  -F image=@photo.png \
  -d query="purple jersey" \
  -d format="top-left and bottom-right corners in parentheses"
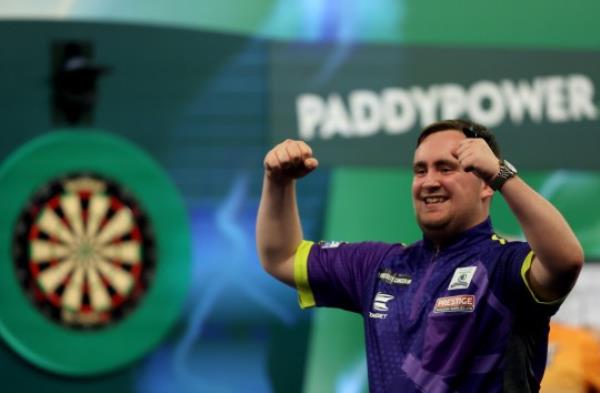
top-left (294, 219), bottom-right (561, 393)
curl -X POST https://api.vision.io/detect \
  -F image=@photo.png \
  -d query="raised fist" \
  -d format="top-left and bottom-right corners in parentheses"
top-left (453, 138), bottom-right (500, 182)
top-left (264, 139), bottom-right (319, 182)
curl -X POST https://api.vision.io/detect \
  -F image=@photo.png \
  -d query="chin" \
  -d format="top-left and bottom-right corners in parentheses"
top-left (417, 217), bottom-right (450, 233)
top-left (417, 211), bottom-right (449, 227)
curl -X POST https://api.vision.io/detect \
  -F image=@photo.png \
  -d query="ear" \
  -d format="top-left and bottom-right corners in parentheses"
top-left (480, 182), bottom-right (494, 201)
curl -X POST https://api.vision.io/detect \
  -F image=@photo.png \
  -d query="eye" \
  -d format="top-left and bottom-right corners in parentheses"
top-left (413, 167), bottom-right (426, 176)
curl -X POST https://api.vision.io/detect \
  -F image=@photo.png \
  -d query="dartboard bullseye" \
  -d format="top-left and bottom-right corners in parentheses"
top-left (13, 173), bottom-right (155, 330)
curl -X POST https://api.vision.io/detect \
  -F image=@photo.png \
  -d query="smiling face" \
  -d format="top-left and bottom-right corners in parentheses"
top-left (412, 130), bottom-right (493, 241)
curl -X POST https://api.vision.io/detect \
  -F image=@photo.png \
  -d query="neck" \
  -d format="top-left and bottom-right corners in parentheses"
top-left (422, 229), bottom-right (456, 250)
top-left (421, 216), bottom-right (491, 250)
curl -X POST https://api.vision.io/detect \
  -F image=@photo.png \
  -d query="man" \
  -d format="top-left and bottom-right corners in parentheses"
top-left (256, 119), bottom-right (583, 392)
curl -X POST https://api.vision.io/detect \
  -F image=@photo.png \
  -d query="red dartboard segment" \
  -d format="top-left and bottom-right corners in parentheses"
top-left (13, 173), bottom-right (155, 330)
top-left (48, 196), bottom-right (61, 209)
top-left (29, 262), bottom-right (40, 277)
top-left (28, 225), bottom-right (40, 240)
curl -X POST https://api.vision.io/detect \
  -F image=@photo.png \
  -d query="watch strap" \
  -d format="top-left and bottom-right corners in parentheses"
top-left (489, 160), bottom-right (517, 191)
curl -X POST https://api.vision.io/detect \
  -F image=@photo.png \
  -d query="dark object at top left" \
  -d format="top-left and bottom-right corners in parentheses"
top-left (51, 41), bottom-right (110, 126)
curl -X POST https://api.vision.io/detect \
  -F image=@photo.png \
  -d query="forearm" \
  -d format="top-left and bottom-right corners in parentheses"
top-left (500, 176), bottom-right (584, 275)
top-left (256, 175), bottom-right (304, 274)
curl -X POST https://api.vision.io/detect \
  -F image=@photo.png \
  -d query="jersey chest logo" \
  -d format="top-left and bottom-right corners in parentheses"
top-left (369, 292), bottom-right (394, 319)
top-left (373, 292), bottom-right (394, 311)
top-left (378, 269), bottom-right (412, 286)
top-left (448, 266), bottom-right (477, 290)
top-left (434, 295), bottom-right (476, 313)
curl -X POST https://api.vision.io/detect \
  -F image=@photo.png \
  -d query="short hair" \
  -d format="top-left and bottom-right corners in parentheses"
top-left (416, 119), bottom-right (501, 159)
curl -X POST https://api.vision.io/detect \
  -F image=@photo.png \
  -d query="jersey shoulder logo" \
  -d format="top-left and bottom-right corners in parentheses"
top-left (318, 240), bottom-right (345, 249)
top-left (448, 266), bottom-right (477, 290)
top-left (491, 233), bottom-right (507, 245)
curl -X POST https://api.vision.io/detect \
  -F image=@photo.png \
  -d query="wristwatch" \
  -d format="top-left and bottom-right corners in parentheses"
top-left (489, 160), bottom-right (518, 191)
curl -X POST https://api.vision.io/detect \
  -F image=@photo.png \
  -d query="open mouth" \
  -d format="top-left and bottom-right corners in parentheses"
top-left (422, 196), bottom-right (449, 205)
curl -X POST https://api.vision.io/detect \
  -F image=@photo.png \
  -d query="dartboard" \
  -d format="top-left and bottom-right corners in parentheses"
top-left (13, 173), bottom-right (155, 329)
top-left (0, 130), bottom-right (190, 376)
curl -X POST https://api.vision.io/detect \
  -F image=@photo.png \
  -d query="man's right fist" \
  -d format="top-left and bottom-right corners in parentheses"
top-left (264, 139), bottom-right (319, 181)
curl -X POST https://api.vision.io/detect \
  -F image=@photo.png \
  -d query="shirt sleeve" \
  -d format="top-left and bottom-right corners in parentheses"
top-left (294, 240), bottom-right (402, 313)
top-left (499, 240), bottom-right (562, 317)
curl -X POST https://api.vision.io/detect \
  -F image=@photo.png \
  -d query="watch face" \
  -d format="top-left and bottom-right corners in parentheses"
top-left (504, 160), bottom-right (518, 174)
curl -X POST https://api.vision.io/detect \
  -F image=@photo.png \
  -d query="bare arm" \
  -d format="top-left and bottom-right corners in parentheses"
top-left (455, 139), bottom-right (583, 301)
top-left (499, 176), bottom-right (583, 301)
top-left (256, 140), bottom-right (318, 287)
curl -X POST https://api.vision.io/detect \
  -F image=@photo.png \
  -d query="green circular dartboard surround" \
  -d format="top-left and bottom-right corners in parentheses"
top-left (0, 130), bottom-right (191, 376)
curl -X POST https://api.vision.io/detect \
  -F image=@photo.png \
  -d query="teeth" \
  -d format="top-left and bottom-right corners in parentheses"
top-left (424, 197), bottom-right (446, 204)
